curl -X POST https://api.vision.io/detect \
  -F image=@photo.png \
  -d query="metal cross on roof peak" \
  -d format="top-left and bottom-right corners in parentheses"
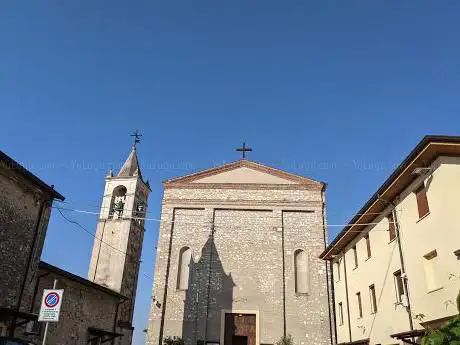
top-left (236, 142), bottom-right (252, 159)
top-left (131, 130), bottom-right (142, 149)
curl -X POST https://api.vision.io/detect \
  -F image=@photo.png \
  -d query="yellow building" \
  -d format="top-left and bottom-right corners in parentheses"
top-left (321, 135), bottom-right (460, 345)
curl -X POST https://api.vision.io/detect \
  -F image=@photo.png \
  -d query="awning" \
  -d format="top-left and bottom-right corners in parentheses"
top-left (0, 307), bottom-right (38, 328)
top-left (390, 329), bottom-right (427, 345)
top-left (87, 327), bottom-right (123, 344)
top-left (420, 314), bottom-right (457, 330)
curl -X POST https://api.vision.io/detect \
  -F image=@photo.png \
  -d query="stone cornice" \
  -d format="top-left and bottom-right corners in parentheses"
top-left (164, 182), bottom-right (322, 191)
top-left (162, 198), bottom-right (323, 209)
top-left (164, 159), bottom-right (325, 189)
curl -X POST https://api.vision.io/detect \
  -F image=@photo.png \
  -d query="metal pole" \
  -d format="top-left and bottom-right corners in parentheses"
top-left (41, 279), bottom-right (57, 345)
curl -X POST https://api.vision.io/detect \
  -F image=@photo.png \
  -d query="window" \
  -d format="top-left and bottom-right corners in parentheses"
top-left (415, 184), bottom-right (430, 219)
top-left (294, 249), bottom-right (309, 294)
top-left (109, 185), bottom-right (127, 218)
top-left (423, 250), bottom-right (439, 292)
top-left (365, 234), bottom-right (371, 258)
top-left (177, 247), bottom-right (191, 290)
top-left (388, 213), bottom-right (396, 242)
top-left (338, 302), bottom-right (344, 325)
top-left (356, 292), bottom-right (363, 318)
top-left (394, 270), bottom-right (405, 303)
top-left (369, 284), bottom-right (377, 314)
top-left (335, 259), bottom-right (341, 282)
top-left (352, 246), bottom-right (358, 268)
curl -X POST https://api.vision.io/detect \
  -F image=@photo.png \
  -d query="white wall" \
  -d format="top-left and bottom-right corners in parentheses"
top-left (333, 156), bottom-right (460, 344)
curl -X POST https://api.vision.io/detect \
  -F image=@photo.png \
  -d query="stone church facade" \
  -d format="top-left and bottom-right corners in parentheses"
top-left (146, 159), bottom-right (333, 345)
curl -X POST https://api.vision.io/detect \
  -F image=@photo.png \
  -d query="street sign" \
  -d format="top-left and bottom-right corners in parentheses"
top-left (39, 289), bottom-right (64, 322)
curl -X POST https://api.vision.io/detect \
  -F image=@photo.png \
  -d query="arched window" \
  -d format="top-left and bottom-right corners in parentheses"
top-left (177, 247), bottom-right (191, 290)
top-left (109, 186), bottom-right (127, 218)
top-left (294, 249), bottom-right (309, 294)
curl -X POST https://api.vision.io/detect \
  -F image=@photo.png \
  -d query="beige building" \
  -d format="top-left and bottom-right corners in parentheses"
top-left (320, 135), bottom-right (460, 345)
top-left (146, 159), bottom-right (334, 345)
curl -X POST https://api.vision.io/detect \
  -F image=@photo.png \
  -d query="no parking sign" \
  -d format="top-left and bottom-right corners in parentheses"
top-left (38, 289), bottom-right (64, 322)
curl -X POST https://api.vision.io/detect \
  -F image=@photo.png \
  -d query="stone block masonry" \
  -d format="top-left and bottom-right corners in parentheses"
top-left (146, 161), bottom-right (332, 345)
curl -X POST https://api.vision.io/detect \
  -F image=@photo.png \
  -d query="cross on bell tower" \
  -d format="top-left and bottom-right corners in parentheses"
top-left (236, 142), bottom-right (253, 159)
top-left (131, 130), bottom-right (142, 149)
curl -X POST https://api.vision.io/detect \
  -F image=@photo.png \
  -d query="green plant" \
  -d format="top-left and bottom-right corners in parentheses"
top-left (421, 290), bottom-right (460, 345)
top-left (163, 336), bottom-right (184, 345)
top-left (276, 334), bottom-right (294, 345)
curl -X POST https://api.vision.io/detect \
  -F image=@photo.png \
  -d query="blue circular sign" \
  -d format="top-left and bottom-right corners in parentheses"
top-left (44, 292), bottom-right (59, 308)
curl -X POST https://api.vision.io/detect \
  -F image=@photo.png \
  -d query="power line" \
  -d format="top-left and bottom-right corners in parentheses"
top-left (53, 206), bottom-right (399, 231)
top-left (56, 208), bottom-right (153, 281)
top-left (57, 199), bottom-right (398, 219)
top-left (57, 199), bottom-right (157, 216)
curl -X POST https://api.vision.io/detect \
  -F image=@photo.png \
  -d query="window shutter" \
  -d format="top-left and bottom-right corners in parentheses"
top-left (415, 185), bottom-right (430, 218)
top-left (365, 235), bottom-right (371, 258)
top-left (388, 213), bottom-right (396, 241)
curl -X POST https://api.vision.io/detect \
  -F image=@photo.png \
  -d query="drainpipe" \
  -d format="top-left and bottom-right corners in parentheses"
top-left (30, 272), bottom-right (51, 312)
top-left (12, 199), bottom-right (48, 336)
top-left (320, 187), bottom-right (336, 345)
top-left (342, 252), bottom-right (352, 343)
top-left (391, 205), bottom-right (414, 333)
top-left (328, 261), bottom-right (338, 345)
top-left (281, 211), bottom-right (287, 338)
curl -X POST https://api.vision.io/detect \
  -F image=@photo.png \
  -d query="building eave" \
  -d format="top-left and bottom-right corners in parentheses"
top-left (320, 135), bottom-right (460, 260)
top-left (39, 261), bottom-right (128, 300)
top-left (0, 151), bottom-right (65, 200)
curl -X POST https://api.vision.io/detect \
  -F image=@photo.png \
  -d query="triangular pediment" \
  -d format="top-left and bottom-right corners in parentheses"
top-left (164, 160), bottom-right (323, 187)
top-left (192, 166), bottom-right (297, 184)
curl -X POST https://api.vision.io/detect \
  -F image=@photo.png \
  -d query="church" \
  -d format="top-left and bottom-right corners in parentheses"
top-left (146, 147), bottom-right (333, 345)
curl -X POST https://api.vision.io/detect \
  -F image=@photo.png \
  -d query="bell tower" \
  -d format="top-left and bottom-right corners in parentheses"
top-left (88, 135), bottom-right (150, 329)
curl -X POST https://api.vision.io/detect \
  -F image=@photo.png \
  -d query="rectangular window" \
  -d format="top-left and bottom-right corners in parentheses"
top-left (353, 246), bottom-right (358, 268)
top-left (388, 213), bottom-right (396, 242)
top-left (365, 234), bottom-right (371, 258)
top-left (369, 284), bottom-right (377, 314)
top-left (394, 270), bottom-right (405, 303)
top-left (335, 260), bottom-right (341, 282)
top-left (423, 250), bottom-right (439, 291)
top-left (415, 184), bottom-right (430, 218)
top-left (356, 292), bottom-right (363, 318)
top-left (338, 302), bottom-right (344, 325)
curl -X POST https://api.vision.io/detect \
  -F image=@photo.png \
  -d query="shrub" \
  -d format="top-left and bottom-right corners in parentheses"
top-left (276, 334), bottom-right (294, 345)
top-left (421, 290), bottom-right (460, 345)
top-left (163, 336), bottom-right (184, 345)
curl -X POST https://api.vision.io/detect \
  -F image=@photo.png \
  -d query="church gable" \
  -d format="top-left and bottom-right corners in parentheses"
top-left (191, 166), bottom-right (297, 184)
top-left (164, 160), bottom-right (323, 188)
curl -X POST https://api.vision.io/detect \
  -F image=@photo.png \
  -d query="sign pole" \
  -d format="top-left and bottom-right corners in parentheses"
top-left (41, 279), bottom-right (57, 345)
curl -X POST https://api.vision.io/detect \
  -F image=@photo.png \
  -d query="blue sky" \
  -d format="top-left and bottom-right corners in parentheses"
top-left (1, 1), bottom-right (460, 344)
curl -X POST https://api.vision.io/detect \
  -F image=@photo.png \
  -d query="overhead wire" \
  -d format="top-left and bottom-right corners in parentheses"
top-left (52, 206), bottom-right (400, 231)
top-left (57, 199), bottom-right (398, 218)
top-left (56, 207), bottom-right (154, 281)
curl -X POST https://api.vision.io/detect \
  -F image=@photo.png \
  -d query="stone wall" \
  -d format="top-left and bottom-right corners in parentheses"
top-left (23, 267), bottom-right (131, 345)
top-left (0, 165), bottom-right (53, 317)
top-left (146, 185), bottom-right (332, 345)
